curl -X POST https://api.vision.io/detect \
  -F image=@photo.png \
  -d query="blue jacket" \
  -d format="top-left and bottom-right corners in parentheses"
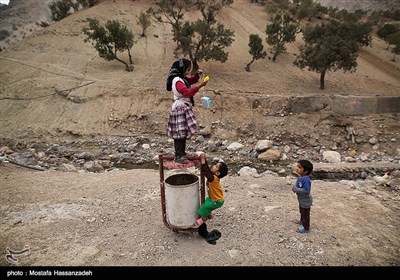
top-left (294, 176), bottom-right (313, 208)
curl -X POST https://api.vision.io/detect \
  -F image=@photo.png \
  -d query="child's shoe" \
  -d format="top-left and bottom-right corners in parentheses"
top-left (296, 225), bottom-right (309, 233)
top-left (197, 223), bottom-right (208, 238)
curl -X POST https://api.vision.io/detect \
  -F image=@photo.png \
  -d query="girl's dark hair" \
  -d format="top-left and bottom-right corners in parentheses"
top-left (298, 160), bottom-right (313, 175)
top-left (166, 58), bottom-right (192, 91)
top-left (218, 162), bottom-right (228, 178)
top-left (180, 58), bottom-right (191, 72)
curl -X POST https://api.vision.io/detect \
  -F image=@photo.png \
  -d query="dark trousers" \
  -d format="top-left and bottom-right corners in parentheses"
top-left (299, 206), bottom-right (311, 230)
top-left (174, 138), bottom-right (186, 158)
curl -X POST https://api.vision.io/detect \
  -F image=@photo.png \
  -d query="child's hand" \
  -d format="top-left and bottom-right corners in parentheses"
top-left (199, 152), bottom-right (206, 163)
top-left (292, 186), bottom-right (296, 192)
top-left (199, 79), bottom-right (208, 89)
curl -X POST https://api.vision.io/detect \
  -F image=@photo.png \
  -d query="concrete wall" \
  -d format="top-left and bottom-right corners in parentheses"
top-left (332, 95), bottom-right (400, 115)
top-left (255, 95), bottom-right (400, 116)
top-left (284, 95), bottom-right (400, 115)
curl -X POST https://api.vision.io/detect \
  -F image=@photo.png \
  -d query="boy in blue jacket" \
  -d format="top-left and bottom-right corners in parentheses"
top-left (292, 159), bottom-right (313, 233)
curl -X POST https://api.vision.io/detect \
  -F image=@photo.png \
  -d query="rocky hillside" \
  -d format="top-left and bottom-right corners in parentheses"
top-left (1, 0), bottom-right (400, 51)
top-left (0, 0), bottom-right (52, 51)
top-left (315, 0), bottom-right (400, 12)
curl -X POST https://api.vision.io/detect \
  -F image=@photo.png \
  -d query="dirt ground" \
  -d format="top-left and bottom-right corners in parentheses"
top-left (1, 162), bottom-right (400, 267)
top-left (0, 0), bottom-right (400, 268)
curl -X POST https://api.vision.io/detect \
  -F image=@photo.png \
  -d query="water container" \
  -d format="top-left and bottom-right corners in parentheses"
top-left (201, 96), bottom-right (211, 108)
top-left (164, 173), bottom-right (200, 229)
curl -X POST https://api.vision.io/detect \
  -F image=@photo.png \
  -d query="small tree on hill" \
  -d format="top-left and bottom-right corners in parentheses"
top-left (137, 12), bottom-right (152, 37)
top-left (294, 0), bottom-right (315, 22)
top-left (246, 34), bottom-right (266, 72)
top-left (377, 24), bottom-right (399, 49)
top-left (294, 20), bottom-right (372, 90)
top-left (387, 32), bottom-right (400, 61)
top-left (146, 0), bottom-right (193, 47)
top-left (266, 13), bottom-right (299, 62)
top-left (148, 0), bottom-right (234, 72)
top-left (173, 1), bottom-right (235, 71)
top-left (264, 0), bottom-right (291, 19)
top-left (82, 18), bottom-right (135, 72)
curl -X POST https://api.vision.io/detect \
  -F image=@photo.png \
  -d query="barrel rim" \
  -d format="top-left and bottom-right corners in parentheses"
top-left (165, 173), bottom-right (199, 186)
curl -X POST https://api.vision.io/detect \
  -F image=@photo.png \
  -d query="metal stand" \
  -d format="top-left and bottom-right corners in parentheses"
top-left (158, 154), bottom-right (205, 232)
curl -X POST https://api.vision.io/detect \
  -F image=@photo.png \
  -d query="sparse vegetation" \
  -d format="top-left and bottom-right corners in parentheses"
top-left (294, 20), bottom-right (373, 90)
top-left (265, 12), bottom-right (299, 62)
top-left (147, 0), bottom-right (234, 71)
top-left (377, 23), bottom-right (399, 49)
top-left (49, 0), bottom-right (96, 22)
top-left (1, 0), bottom-right (398, 91)
top-left (82, 18), bottom-right (135, 72)
top-left (174, 3), bottom-right (235, 71)
top-left (146, 0), bottom-right (192, 44)
top-left (137, 12), bottom-right (151, 37)
top-left (386, 31), bottom-right (400, 61)
top-left (49, 0), bottom-right (78, 22)
top-left (245, 34), bottom-right (266, 72)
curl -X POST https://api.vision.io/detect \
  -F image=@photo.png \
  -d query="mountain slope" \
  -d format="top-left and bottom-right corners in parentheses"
top-left (0, 0), bottom-right (399, 142)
